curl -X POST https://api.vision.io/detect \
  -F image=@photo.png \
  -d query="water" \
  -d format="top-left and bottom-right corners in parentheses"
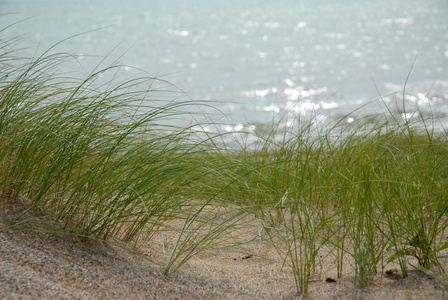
top-left (2, 0), bottom-right (448, 136)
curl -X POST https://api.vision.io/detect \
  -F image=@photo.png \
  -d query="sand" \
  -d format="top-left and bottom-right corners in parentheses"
top-left (1, 197), bottom-right (448, 299)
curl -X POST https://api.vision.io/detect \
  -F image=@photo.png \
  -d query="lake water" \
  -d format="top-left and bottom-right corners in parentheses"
top-left (2, 0), bottom-right (448, 137)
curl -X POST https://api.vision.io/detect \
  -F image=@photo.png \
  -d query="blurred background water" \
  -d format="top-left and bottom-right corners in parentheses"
top-left (2, 0), bottom-right (448, 137)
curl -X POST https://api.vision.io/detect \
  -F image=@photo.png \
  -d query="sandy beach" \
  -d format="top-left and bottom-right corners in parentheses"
top-left (1, 197), bottom-right (448, 299)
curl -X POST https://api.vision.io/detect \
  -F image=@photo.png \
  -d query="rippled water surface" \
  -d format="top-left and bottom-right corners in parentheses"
top-left (2, 0), bottom-right (448, 132)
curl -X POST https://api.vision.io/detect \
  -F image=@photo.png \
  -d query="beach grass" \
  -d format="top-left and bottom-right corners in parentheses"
top-left (1, 33), bottom-right (448, 297)
top-left (206, 113), bottom-right (448, 294)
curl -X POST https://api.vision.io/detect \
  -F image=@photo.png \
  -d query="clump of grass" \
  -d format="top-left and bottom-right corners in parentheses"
top-left (0, 27), bottom-right (257, 274)
top-left (201, 105), bottom-right (448, 295)
top-left (0, 34), bottom-right (211, 246)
